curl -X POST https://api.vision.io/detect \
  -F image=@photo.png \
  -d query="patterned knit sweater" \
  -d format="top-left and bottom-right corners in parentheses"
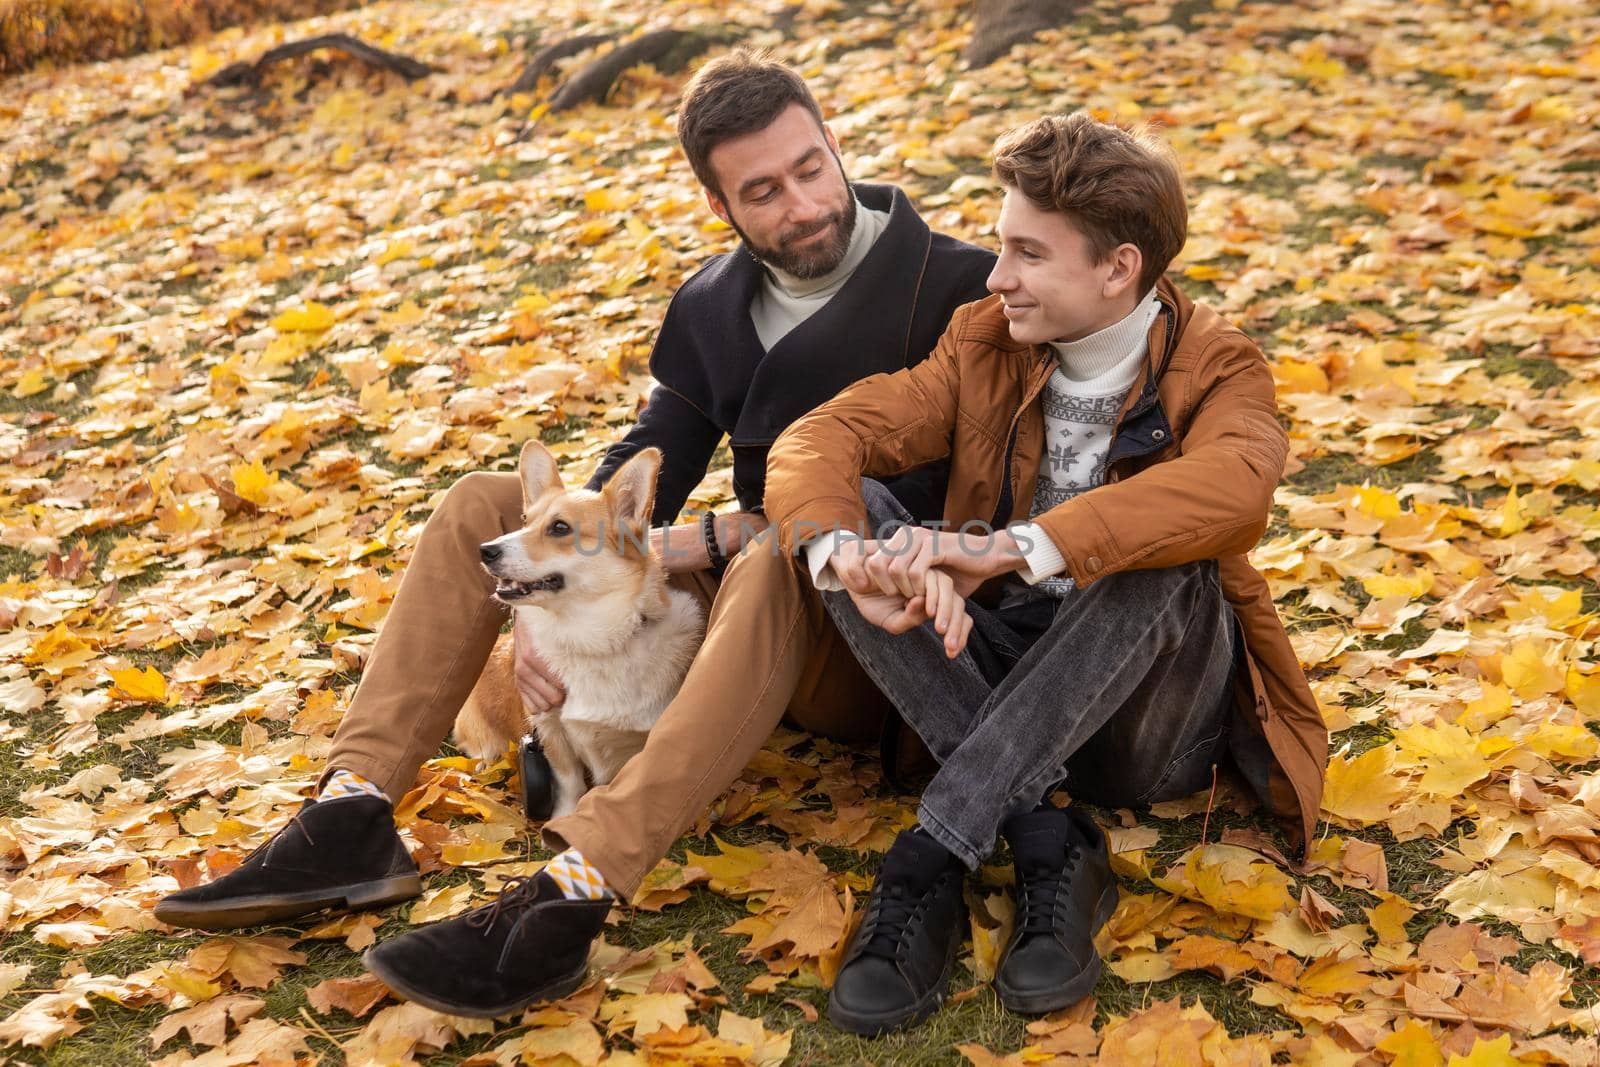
top-left (1009, 289), bottom-right (1161, 599)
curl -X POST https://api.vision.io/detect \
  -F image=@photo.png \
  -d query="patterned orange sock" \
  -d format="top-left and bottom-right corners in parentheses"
top-left (544, 849), bottom-right (614, 900)
top-left (319, 769), bottom-right (388, 802)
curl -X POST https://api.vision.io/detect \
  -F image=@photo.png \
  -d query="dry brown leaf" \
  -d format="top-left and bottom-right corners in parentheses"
top-left (184, 937), bottom-right (308, 990)
top-left (304, 975), bottom-right (391, 1019)
top-left (149, 994), bottom-right (265, 1051)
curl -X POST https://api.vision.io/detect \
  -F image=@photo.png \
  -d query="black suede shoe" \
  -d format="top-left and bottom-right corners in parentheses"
top-left (994, 805), bottom-right (1118, 1014)
top-left (519, 735), bottom-right (555, 822)
top-left (364, 872), bottom-right (610, 1018)
top-left (828, 828), bottom-right (967, 1035)
top-left (154, 795), bottom-right (420, 930)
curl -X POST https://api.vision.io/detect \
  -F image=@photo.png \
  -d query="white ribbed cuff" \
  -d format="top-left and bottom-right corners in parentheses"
top-left (1010, 522), bottom-right (1068, 584)
top-left (805, 532), bottom-right (863, 592)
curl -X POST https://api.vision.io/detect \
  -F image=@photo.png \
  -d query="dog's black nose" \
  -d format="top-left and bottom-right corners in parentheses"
top-left (480, 543), bottom-right (502, 564)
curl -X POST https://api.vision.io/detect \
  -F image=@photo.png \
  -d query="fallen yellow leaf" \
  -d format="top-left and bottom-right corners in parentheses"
top-left (271, 302), bottom-right (336, 332)
top-left (109, 665), bottom-right (167, 704)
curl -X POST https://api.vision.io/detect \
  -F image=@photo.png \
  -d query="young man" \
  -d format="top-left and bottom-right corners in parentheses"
top-left (764, 113), bottom-right (1328, 1033)
top-left (155, 52), bottom-right (994, 1015)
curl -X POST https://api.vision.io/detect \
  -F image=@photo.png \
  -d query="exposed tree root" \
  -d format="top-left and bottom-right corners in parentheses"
top-left (205, 32), bottom-right (434, 88)
top-left (503, 32), bottom-right (616, 97)
top-left (547, 28), bottom-right (709, 112)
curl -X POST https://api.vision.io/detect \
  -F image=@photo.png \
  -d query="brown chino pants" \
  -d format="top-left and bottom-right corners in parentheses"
top-left (325, 469), bottom-right (890, 898)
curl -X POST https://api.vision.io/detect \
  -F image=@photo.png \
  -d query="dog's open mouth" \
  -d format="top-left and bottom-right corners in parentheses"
top-left (493, 574), bottom-right (565, 601)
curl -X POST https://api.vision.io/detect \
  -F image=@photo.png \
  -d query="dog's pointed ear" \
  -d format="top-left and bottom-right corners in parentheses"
top-left (518, 439), bottom-right (560, 508)
top-left (606, 447), bottom-right (661, 529)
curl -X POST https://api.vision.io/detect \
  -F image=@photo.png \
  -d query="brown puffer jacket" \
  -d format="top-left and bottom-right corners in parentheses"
top-left (765, 277), bottom-right (1327, 849)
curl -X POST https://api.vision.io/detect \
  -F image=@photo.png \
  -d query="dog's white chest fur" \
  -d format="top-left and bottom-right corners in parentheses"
top-left (514, 589), bottom-right (704, 733)
top-left (450, 439), bottom-right (707, 820)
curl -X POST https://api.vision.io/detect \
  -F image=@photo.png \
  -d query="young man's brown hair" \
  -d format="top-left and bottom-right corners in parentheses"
top-left (992, 112), bottom-right (1187, 295)
top-left (676, 49), bottom-right (827, 197)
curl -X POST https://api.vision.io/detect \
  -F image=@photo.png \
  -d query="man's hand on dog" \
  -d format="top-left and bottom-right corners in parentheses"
top-left (513, 623), bottom-right (567, 713)
top-left (830, 539), bottom-right (974, 659)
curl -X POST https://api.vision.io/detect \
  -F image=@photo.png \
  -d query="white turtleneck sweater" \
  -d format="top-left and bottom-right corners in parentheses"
top-left (805, 288), bottom-right (1161, 597)
top-left (1008, 288), bottom-right (1162, 594)
top-left (749, 198), bottom-right (889, 351)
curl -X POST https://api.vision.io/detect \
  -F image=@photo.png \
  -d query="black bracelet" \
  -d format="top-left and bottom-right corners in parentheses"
top-left (702, 511), bottom-right (728, 576)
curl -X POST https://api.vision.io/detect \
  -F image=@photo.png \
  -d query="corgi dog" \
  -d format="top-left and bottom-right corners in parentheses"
top-left (452, 440), bottom-right (704, 819)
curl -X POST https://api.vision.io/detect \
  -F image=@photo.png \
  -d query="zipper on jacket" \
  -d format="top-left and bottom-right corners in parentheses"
top-left (989, 352), bottom-right (1054, 529)
top-left (1104, 305), bottom-right (1179, 477)
top-left (997, 302), bottom-right (1178, 516)
top-left (989, 423), bottom-right (1021, 529)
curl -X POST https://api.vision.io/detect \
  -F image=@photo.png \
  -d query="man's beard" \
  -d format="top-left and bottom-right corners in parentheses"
top-left (733, 185), bottom-right (858, 280)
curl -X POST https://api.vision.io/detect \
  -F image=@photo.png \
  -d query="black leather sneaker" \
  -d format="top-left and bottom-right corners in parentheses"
top-left (994, 804), bottom-right (1118, 1014)
top-left (154, 795), bottom-right (421, 930)
top-left (363, 872), bottom-right (610, 1018)
top-left (828, 828), bottom-right (967, 1035)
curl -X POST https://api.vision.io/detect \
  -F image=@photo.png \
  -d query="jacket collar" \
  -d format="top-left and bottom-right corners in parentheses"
top-left (719, 182), bottom-right (931, 328)
top-left (649, 182), bottom-right (938, 436)
top-left (1103, 284), bottom-right (1181, 467)
top-left (716, 183), bottom-right (940, 456)
top-left (1005, 280), bottom-right (1184, 481)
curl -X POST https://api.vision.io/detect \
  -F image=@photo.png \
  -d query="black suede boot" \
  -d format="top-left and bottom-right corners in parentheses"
top-left (154, 795), bottom-right (420, 930)
top-left (994, 804), bottom-right (1117, 1014)
top-left (519, 735), bottom-right (555, 821)
top-left (828, 828), bottom-right (967, 1035)
top-left (364, 872), bottom-right (610, 1018)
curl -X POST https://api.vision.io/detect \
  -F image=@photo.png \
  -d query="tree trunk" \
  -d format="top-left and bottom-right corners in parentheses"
top-left (965, 0), bottom-right (1084, 67)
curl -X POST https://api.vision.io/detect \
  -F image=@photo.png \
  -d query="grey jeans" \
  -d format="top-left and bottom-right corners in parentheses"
top-left (822, 480), bottom-right (1237, 869)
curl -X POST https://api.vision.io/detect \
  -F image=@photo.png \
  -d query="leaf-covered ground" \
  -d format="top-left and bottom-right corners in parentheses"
top-left (2, 0), bottom-right (1598, 1062)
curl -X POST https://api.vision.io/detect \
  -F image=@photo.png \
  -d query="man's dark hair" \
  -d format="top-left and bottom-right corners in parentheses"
top-left (677, 49), bottom-right (826, 198)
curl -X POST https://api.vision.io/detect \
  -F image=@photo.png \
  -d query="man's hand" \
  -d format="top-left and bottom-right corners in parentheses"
top-left (512, 620), bottom-right (566, 714)
top-left (828, 536), bottom-right (875, 595)
top-left (860, 526), bottom-right (1025, 600)
top-left (919, 566), bottom-right (974, 658)
top-left (833, 539), bottom-right (974, 658)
